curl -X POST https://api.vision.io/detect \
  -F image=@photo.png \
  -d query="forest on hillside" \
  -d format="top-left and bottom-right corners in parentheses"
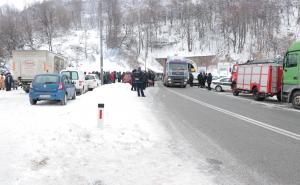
top-left (0, 0), bottom-right (300, 63)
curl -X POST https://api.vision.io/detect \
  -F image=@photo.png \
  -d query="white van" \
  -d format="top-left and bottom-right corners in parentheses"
top-left (61, 70), bottom-right (87, 95)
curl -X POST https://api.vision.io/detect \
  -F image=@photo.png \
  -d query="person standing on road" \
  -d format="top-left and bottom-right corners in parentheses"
top-left (133, 67), bottom-right (145, 97)
top-left (0, 73), bottom-right (5, 90)
top-left (189, 73), bottom-right (194, 87)
top-left (131, 69), bottom-right (136, 91)
top-left (203, 73), bottom-right (207, 88)
top-left (4, 72), bottom-right (13, 91)
top-left (198, 72), bottom-right (204, 88)
top-left (207, 73), bottom-right (213, 90)
top-left (142, 71), bottom-right (148, 90)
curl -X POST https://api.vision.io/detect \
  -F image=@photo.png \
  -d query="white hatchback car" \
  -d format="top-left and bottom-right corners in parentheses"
top-left (85, 74), bottom-right (100, 91)
top-left (211, 77), bottom-right (232, 92)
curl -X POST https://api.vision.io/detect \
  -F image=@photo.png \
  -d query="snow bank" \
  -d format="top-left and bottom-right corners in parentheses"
top-left (0, 84), bottom-right (215, 185)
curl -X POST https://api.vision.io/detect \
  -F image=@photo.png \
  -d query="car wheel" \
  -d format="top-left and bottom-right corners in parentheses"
top-left (30, 98), bottom-right (37, 105)
top-left (292, 91), bottom-right (300, 109)
top-left (78, 89), bottom-right (83, 95)
top-left (215, 85), bottom-right (222, 92)
top-left (61, 94), bottom-right (67, 105)
top-left (72, 91), bottom-right (76, 100)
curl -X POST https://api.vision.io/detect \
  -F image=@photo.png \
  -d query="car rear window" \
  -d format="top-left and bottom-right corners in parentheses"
top-left (34, 75), bottom-right (59, 83)
top-left (85, 75), bottom-right (95, 80)
top-left (61, 71), bottom-right (79, 80)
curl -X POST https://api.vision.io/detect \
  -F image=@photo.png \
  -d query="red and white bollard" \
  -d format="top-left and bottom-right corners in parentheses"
top-left (98, 104), bottom-right (104, 128)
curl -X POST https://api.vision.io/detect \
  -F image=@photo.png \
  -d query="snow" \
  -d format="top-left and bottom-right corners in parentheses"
top-left (0, 84), bottom-right (215, 185)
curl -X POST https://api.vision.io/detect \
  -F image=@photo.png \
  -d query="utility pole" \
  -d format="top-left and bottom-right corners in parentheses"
top-left (99, 0), bottom-right (104, 85)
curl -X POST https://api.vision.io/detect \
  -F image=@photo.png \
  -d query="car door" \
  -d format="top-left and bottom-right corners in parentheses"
top-left (62, 76), bottom-right (71, 99)
top-left (220, 78), bottom-right (232, 91)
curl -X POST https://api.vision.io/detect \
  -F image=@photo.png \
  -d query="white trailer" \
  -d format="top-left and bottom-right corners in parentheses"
top-left (11, 50), bottom-right (67, 93)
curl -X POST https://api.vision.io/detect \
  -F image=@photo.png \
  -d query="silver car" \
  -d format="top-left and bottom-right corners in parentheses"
top-left (211, 77), bottom-right (232, 92)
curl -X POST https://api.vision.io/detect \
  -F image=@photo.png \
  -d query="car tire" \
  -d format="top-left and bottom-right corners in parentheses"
top-left (78, 89), bottom-right (83, 95)
top-left (61, 94), bottom-right (67, 105)
top-left (72, 91), bottom-right (76, 100)
top-left (30, 98), bottom-right (37, 105)
top-left (215, 85), bottom-right (222, 92)
top-left (292, 91), bottom-right (300, 109)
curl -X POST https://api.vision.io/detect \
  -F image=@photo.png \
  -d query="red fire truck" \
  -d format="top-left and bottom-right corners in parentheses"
top-left (231, 60), bottom-right (283, 101)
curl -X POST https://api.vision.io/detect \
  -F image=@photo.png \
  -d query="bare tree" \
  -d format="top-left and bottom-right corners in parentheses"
top-left (36, 1), bottom-right (57, 51)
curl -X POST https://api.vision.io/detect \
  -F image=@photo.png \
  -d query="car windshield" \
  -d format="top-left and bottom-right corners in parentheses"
top-left (34, 75), bottom-right (59, 84)
top-left (169, 62), bottom-right (187, 71)
top-left (61, 71), bottom-right (79, 80)
top-left (85, 75), bottom-right (95, 80)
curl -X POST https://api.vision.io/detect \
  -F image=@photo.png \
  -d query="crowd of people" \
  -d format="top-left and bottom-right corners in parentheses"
top-left (197, 72), bottom-right (213, 90)
top-left (130, 67), bottom-right (156, 97)
top-left (189, 72), bottom-right (213, 90)
top-left (87, 69), bottom-right (156, 98)
top-left (0, 72), bottom-right (15, 91)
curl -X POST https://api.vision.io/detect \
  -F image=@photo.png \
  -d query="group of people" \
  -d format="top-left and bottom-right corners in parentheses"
top-left (189, 72), bottom-right (213, 90)
top-left (103, 71), bottom-right (125, 84)
top-left (197, 72), bottom-right (213, 90)
top-left (130, 68), bottom-right (156, 97)
top-left (0, 72), bottom-right (14, 91)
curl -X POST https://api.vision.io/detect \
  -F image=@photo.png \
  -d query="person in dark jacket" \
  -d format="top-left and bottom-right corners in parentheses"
top-left (131, 69), bottom-right (136, 91)
top-left (189, 73), bottom-right (194, 87)
top-left (197, 72), bottom-right (203, 88)
top-left (207, 73), bottom-right (213, 90)
top-left (4, 72), bottom-right (13, 91)
top-left (133, 67), bottom-right (145, 97)
top-left (142, 71), bottom-right (148, 90)
top-left (203, 73), bottom-right (207, 87)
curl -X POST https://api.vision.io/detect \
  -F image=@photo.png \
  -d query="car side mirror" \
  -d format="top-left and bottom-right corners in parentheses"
top-left (72, 81), bottom-right (75, 84)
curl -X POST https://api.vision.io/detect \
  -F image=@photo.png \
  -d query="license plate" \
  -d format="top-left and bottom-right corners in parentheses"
top-left (40, 95), bottom-right (51, 98)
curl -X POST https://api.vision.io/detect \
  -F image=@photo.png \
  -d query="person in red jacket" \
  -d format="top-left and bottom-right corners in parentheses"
top-left (110, 72), bottom-right (115, 83)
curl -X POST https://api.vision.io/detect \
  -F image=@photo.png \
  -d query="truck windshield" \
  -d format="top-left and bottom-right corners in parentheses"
top-left (169, 63), bottom-right (187, 71)
top-left (61, 71), bottom-right (79, 80)
top-left (34, 75), bottom-right (59, 84)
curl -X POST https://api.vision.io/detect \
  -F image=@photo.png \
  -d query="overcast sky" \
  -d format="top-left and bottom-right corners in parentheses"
top-left (0, 0), bottom-right (41, 10)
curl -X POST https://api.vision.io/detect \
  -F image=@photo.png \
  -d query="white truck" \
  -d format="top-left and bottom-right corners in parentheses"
top-left (11, 50), bottom-right (67, 93)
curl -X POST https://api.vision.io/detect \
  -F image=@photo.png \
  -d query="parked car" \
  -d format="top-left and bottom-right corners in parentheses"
top-left (29, 74), bottom-right (76, 105)
top-left (211, 77), bottom-right (232, 92)
top-left (61, 69), bottom-right (87, 95)
top-left (85, 74), bottom-right (100, 91)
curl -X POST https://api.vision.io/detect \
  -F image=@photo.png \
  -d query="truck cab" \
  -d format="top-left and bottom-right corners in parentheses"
top-left (283, 41), bottom-right (300, 109)
top-left (163, 57), bottom-right (189, 87)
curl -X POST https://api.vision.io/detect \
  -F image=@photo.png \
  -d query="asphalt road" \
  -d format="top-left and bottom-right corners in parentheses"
top-left (147, 83), bottom-right (300, 185)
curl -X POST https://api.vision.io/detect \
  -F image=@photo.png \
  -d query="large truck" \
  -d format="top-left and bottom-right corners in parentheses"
top-left (231, 59), bottom-right (283, 101)
top-left (231, 41), bottom-right (300, 109)
top-left (282, 41), bottom-right (300, 109)
top-left (11, 50), bottom-right (67, 93)
top-left (163, 57), bottom-right (189, 87)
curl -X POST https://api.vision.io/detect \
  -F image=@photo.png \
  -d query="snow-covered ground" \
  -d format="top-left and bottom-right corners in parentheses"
top-left (0, 84), bottom-right (215, 185)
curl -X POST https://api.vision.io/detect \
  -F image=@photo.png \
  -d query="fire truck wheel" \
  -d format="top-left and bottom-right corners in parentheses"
top-left (233, 90), bottom-right (239, 96)
top-left (292, 91), bottom-right (300, 109)
top-left (252, 87), bottom-right (264, 101)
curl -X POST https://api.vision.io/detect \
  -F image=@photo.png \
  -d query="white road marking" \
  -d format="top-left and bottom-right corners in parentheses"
top-left (193, 88), bottom-right (300, 113)
top-left (166, 88), bottom-right (300, 141)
